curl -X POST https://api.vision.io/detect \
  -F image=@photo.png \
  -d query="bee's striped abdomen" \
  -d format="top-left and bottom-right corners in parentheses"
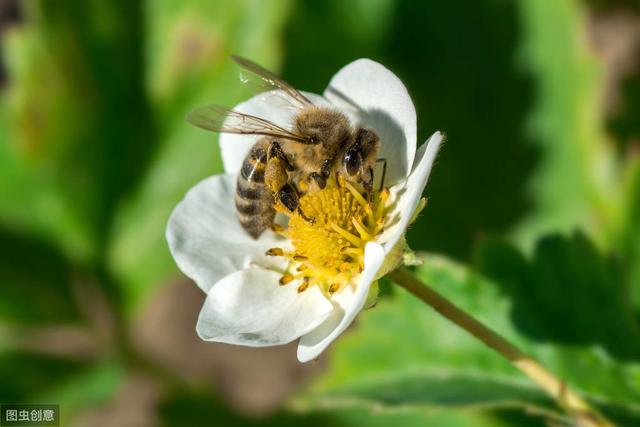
top-left (235, 139), bottom-right (276, 239)
top-left (240, 154), bottom-right (265, 182)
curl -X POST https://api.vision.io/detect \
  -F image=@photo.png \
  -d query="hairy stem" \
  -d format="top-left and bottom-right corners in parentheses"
top-left (389, 267), bottom-right (615, 427)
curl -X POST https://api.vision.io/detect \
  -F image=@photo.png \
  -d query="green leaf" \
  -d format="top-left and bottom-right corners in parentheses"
top-left (0, 227), bottom-right (79, 325)
top-left (476, 232), bottom-right (640, 361)
top-left (0, 352), bottom-right (87, 403)
top-left (608, 75), bottom-right (640, 150)
top-left (298, 255), bottom-right (640, 426)
top-left (513, 0), bottom-right (618, 248)
top-left (616, 155), bottom-right (640, 311)
top-left (160, 390), bottom-right (543, 427)
top-left (0, 351), bottom-right (123, 423)
top-left (297, 370), bottom-right (550, 410)
top-left (34, 361), bottom-right (125, 424)
top-left (0, 60), bottom-right (93, 262)
top-left (0, 0), bottom-right (155, 260)
top-left (107, 0), bottom-right (292, 312)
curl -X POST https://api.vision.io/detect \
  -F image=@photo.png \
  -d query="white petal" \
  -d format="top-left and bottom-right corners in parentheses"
top-left (166, 174), bottom-right (288, 293)
top-left (379, 132), bottom-right (444, 254)
top-left (197, 268), bottom-right (334, 347)
top-left (297, 242), bottom-right (385, 362)
top-left (219, 91), bottom-right (329, 174)
top-left (323, 59), bottom-right (417, 185)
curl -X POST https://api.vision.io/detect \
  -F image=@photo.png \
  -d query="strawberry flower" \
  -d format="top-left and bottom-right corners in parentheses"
top-left (167, 59), bottom-right (442, 362)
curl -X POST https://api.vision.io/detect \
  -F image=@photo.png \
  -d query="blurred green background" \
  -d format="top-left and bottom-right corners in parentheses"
top-left (1, 0), bottom-right (639, 426)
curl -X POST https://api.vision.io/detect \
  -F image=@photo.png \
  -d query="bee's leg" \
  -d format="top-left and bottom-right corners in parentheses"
top-left (375, 158), bottom-right (387, 191)
top-left (297, 207), bottom-right (315, 224)
top-left (279, 182), bottom-right (315, 223)
top-left (269, 141), bottom-right (294, 171)
top-left (308, 172), bottom-right (326, 189)
top-left (308, 158), bottom-right (333, 189)
top-left (277, 183), bottom-right (298, 212)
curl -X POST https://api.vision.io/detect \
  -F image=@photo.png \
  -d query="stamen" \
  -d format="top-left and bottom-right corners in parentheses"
top-left (298, 278), bottom-right (309, 293)
top-left (328, 283), bottom-right (340, 294)
top-left (296, 264), bottom-right (308, 272)
top-left (344, 181), bottom-right (368, 208)
top-left (365, 203), bottom-right (374, 217)
top-left (270, 224), bottom-right (285, 233)
top-left (279, 274), bottom-right (294, 285)
top-left (266, 248), bottom-right (284, 256)
top-left (376, 188), bottom-right (389, 221)
top-left (351, 217), bottom-right (371, 240)
top-left (293, 255), bottom-right (307, 261)
top-left (330, 223), bottom-right (362, 247)
top-left (341, 247), bottom-right (362, 256)
top-left (343, 181), bottom-right (376, 225)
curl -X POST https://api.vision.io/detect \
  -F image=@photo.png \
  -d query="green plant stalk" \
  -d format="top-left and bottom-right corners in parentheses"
top-left (389, 267), bottom-right (615, 427)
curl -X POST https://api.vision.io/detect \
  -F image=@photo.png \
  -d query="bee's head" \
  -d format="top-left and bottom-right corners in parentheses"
top-left (294, 107), bottom-right (351, 148)
top-left (341, 128), bottom-right (380, 178)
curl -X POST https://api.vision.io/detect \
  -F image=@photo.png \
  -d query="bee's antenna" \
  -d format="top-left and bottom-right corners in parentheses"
top-left (376, 158), bottom-right (387, 192)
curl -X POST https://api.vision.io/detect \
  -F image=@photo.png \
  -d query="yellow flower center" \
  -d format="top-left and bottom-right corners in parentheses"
top-left (267, 180), bottom-right (389, 297)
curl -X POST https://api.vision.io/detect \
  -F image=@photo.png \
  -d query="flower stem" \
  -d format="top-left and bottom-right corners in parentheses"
top-left (389, 267), bottom-right (615, 427)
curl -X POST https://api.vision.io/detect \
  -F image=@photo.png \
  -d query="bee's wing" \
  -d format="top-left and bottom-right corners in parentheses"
top-left (231, 55), bottom-right (313, 108)
top-left (186, 104), bottom-right (308, 143)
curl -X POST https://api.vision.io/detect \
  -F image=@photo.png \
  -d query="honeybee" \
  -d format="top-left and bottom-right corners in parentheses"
top-left (187, 56), bottom-right (384, 238)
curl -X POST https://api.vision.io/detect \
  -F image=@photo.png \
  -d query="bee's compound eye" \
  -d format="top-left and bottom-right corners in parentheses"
top-left (309, 136), bottom-right (319, 144)
top-left (343, 150), bottom-right (361, 176)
